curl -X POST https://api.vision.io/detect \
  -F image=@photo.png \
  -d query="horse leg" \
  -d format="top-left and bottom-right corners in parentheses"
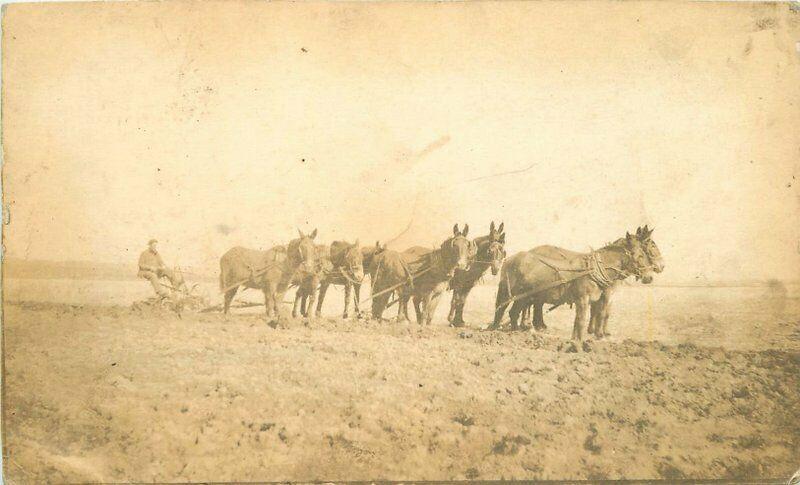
top-left (305, 282), bottom-right (317, 319)
top-left (264, 287), bottom-right (275, 320)
top-left (272, 283), bottom-right (285, 318)
top-left (447, 291), bottom-right (458, 324)
top-left (588, 301), bottom-right (601, 336)
top-left (426, 288), bottom-right (444, 325)
top-left (533, 301), bottom-right (546, 331)
top-left (292, 288), bottom-right (302, 318)
top-left (599, 293), bottom-right (613, 338)
top-left (353, 284), bottom-right (362, 318)
top-left (223, 287), bottom-right (238, 315)
top-left (414, 295), bottom-right (425, 325)
top-left (572, 295), bottom-right (590, 341)
top-left (343, 282), bottom-right (352, 319)
top-left (372, 290), bottom-right (388, 320)
top-left (397, 290), bottom-right (411, 323)
top-left (455, 289), bottom-right (468, 325)
top-left (521, 304), bottom-right (533, 329)
top-left (491, 279), bottom-right (511, 329)
top-left (316, 281), bottom-right (329, 318)
top-left (420, 290), bottom-right (437, 326)
top-left (509, 300), bottom-right (524, 330)
top-left (450, 288), bottom-right (469, 326)
top-left (401, 293), bottom-right (413, 322)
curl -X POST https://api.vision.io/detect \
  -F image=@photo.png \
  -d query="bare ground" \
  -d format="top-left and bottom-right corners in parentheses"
top-left (3, 301), bottom-right (799, 482)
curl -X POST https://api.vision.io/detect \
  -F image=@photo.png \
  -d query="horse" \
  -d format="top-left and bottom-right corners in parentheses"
top-left (491, 229), bottom-right (659, 341)
top-left (585, 225), bottom-right (664, 338)
top-left (292, 244), bottom-right (333, 318)
top-left (519, 225), bottom-right (665, 337)
top-left (314, 240), bottom-right (366, 318)
top-left (447, 221), bottom-right (506, 327)
top-left (219, 229), bottom-right (318, 317)
top-left (371, 224), bottom-right (473, 324)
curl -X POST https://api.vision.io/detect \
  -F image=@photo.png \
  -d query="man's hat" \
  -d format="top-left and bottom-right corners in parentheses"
top-left (148, 239), bottom-right (158, 245)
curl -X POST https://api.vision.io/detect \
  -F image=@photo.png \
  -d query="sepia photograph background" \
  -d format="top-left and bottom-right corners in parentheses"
top-left (1, 1), bottom-right (799, 482)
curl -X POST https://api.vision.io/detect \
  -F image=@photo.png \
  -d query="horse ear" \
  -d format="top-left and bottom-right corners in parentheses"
top-left (490, 221), bottom-right (496, 233)
top-left (462, 224), bottom-right (469, 237)
top-left (310, 228), bottom-right (318, 239)
top-left (375, 240), bottom-right (380, 248)
top-left (499, 232), bottom-right (506, 243)
top-left (354, 238), bottom-right (360, 248)
top-left (626, 231), bottom-right (633, 241)
top-left (453, 224), bottom-right (460, 236)
top-left (498, 222), bottom-right (504, 233)
top-left (297, 228), bottom-right (305, 239)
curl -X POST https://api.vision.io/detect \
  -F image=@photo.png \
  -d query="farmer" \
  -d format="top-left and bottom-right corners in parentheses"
top-left (138, 239), bottom-right (180, 299)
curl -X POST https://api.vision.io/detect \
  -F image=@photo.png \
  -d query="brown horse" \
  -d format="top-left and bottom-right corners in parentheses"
top-left (371, 224), bottom-right (473, 324)
top-left (448, 221), bottom-right (506, 327)
top-left (492, 229), bottom-right (659, 341)
top-left (519, 225), bottom-right (665, 337)
top-left (314, 240), bottom-right (366, 318)
top-left (219, 229), bottom-right (318, 317)
top-left (586, 225), bottom-right (664, 337)
top-left (292, 244), bottom-right (333, 318)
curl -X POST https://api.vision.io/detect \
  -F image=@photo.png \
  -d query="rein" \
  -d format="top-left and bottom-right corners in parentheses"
top-left (493, 245), bottom-right (635, 309)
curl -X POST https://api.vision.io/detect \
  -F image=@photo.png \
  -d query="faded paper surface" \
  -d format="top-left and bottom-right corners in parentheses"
top-left (2, 1), bottom-right (799, 482)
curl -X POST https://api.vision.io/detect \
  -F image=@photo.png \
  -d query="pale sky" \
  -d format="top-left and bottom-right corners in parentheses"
top-left (3, 1), bottom-right (799, 283)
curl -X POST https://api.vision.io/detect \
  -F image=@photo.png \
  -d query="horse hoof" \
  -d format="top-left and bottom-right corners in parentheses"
top-left (562, 341), bottom-right (579, 353)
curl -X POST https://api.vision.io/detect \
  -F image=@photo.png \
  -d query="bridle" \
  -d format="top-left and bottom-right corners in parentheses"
top-left (341, 247), bottom-right (365, 284)
top-left (470, 239), bottom-right (505, 267)
top-left (288, 238), bottom-right (317, 279)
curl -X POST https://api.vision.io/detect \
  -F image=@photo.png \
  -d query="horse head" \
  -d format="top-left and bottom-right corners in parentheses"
top-left (623, 231), bottom-right (655, 284)
top-left (482, 221), bottom-right (507, 275)
top-left (441, 224), bottom-right (472, 277)
top-left (362, 241), bottom-right (386, 273)
top-left (289, 228), bottom-right (318, 273)
top-left (344, 239), bottom-right (365, 282)
top-left (636, 225), bottom-right (664, 274)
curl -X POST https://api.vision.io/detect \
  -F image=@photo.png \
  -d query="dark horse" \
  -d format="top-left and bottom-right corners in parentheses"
top-left (519, 225), bottom-right (665, 338)
top-left (492, 228), bottom-right (662, 341)
top-left (292, 244), bottom-right (334, 318)
top-left (371, 224), bottom-right (472, 324)
top-left (585, 225), bottom-right (664, 337)
top-left (447, 221), bottom-right (507, 327)
top-left (219, 229), bottom-right (318, 317)
top-left (314, 240), bottom-right (366, 318)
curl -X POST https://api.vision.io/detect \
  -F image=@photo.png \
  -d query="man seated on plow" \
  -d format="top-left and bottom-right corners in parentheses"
top-left (138, 239), bottom-right (184, 300)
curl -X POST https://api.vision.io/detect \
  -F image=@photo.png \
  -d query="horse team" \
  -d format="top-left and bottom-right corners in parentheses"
top-left (218, 223), bottom-right (664, 341)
